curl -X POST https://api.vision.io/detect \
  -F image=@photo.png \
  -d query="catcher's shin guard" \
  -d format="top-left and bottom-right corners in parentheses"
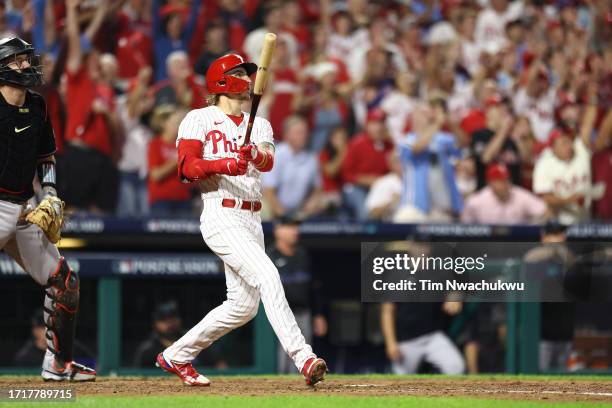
top-left (43, 257), bottom-right (79, 364)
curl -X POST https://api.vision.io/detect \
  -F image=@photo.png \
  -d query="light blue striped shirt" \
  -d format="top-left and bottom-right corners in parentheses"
top-left (262, 143), bottom-right (322, 213)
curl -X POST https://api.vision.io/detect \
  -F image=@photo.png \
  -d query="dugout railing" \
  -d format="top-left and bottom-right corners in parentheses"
top-left (1, 217), bottom-right (611, 376)
top-left (0, 251), bottom-right (277, 376)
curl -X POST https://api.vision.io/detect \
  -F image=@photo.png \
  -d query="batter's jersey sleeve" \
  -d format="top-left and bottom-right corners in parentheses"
top-left (177, 110), bottom-right (208, 145)
top-left (37, 96), bottom-right (57, 157)
top-left (253, 117), bottom-right (274, 146)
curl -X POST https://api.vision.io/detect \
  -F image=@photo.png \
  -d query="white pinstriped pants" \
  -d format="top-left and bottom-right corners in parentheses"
top-left (163, 198), bottom-right (315, 370)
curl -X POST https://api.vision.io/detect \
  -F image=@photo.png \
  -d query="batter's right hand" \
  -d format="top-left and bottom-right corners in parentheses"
top-left (219, 158), bottom-right (248, 176)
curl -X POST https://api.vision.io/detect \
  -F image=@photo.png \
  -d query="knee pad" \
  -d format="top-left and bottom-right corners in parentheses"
top-left (44, 257), bottom-right (79, 363)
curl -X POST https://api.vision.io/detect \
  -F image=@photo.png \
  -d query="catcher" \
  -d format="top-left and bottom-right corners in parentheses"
top-left (0, 37), bottom-right (95, 381)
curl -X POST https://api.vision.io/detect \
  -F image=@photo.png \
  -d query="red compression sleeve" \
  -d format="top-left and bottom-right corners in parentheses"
top-left (178, 140), bottom-right (207, 181)
top-left (178, 140), bottom-right (237, 181)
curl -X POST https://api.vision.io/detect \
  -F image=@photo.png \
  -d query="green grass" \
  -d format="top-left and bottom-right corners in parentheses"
top-left (383, 373), bottom-right (612, 380)
top-left (2, 395), bottom-right (610, 408)
top-left (230, 373), bottom-right (612, 381)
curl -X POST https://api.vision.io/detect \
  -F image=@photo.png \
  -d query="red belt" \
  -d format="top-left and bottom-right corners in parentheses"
top-left (221, 198), bottom-right (262, 212)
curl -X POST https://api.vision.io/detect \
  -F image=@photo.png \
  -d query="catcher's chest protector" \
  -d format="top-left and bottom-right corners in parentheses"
top-left (0, 91), bottom-right (45, 202)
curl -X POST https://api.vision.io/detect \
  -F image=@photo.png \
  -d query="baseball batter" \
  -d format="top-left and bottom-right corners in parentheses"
top-left (156, 53), bottom-right (327, 386)
top-left (0, 37), bottom-right (95, 381)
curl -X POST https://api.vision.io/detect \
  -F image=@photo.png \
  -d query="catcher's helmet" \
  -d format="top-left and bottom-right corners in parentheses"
top-left (205, 53), bottom-right (257, 95)
top-left (0, 37), bottom-right (43, 88)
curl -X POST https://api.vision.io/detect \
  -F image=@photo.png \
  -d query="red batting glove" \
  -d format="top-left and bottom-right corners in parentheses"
top-left (240, 144), bottom-right (271, 169)
top-left (217, 158), bottom-right (248, 176)
top-left (239, 144), bottom-right (258, 161)
top-left (236, 156), bottom-right (249, 175)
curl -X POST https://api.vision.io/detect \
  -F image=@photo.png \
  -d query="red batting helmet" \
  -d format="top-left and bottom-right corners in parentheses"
top-left (205, 53), bottom-right (257, 95)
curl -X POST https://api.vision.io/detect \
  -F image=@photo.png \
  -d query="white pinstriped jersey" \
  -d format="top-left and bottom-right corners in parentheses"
top-left (177, 105), bottom-right (274, 201)
top-left (166, 106), bottom-right (317, 374)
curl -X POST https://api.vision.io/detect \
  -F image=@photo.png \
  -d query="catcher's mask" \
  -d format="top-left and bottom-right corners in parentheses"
top-left (205, 53), bottom-right (257, 95)
top-left (0, 37), bottom-right (43, 88)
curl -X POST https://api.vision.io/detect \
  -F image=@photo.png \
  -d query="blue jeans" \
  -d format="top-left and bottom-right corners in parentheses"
top-left (342, 184), bottom-right (369, 221)
top-left (117, 171), bottom-right (149, 217)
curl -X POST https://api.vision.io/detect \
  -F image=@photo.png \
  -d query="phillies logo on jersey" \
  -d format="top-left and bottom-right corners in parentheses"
top-left (553, 173), bottom-right (589, 194)
top-left (206, 130), bottom-right (241, 154)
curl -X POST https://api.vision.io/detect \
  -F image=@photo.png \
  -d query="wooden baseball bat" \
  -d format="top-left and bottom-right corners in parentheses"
top-left (244, 32), bottom-right (276, 145)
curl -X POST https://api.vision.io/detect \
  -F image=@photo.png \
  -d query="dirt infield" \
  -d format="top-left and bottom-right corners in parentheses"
top-left (1, 376), bottom-right (611, 402)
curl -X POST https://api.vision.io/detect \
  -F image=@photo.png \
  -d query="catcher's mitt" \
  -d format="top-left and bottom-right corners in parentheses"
top-left (26, 196), bottom-right (65, 244)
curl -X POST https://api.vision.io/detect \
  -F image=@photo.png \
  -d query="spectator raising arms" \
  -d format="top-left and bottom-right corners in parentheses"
top-left (471, 96), bottom-right (521, 189)
top-left (193, 19), bottom-right (230, 78)
top-left (511, 116), bottom-right (539, 191)
top-left (533, 100), bottom-right (598, 224)
top-left (474, 0), bottom-right (523, 52)
top-left (396, 101), bottom-right (463, 223)
top-left (116, 67), bottom-right (154, 217)
top-left (513, 62), bottom-right (557, 143)
top-left (293, 60), bottom-right (348, 153)
top-left (243, 3), bottom-right (290, 67)
top-left (152, 0), bottom-right (199, 82)
top-left (380, 70), bottom-right (417, 144)
top-left (114, 0), bottom-right (153, 79)
top-left (61, 0), bottom-right (120, 214)
top-left (2, 0), bottom-right (607, 223)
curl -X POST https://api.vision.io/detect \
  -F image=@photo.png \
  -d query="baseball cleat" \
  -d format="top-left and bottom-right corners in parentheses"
top-left (302, 357), bottom-right (328, 386)
top-left (156, 353), bottom-right (211, 386)
top-left (42, 354), bottom-right (96, 382)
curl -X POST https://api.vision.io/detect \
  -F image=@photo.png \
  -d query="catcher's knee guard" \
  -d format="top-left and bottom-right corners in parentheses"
top-left (43, 257), bottom-right (79, 364)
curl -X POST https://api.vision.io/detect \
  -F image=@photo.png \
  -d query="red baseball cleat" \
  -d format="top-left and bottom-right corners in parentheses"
top-left (156, 353), bottom-right (211, 386)
top-left (302, 357), bottom-right (328, 386)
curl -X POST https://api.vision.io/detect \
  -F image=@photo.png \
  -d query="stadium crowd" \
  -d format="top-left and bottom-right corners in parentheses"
top-left (5, 0), bottom-right (611, 223)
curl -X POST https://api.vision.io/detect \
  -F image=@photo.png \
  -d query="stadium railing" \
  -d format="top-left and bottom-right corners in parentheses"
top-left (1, 216), bottom-right (611, 376)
